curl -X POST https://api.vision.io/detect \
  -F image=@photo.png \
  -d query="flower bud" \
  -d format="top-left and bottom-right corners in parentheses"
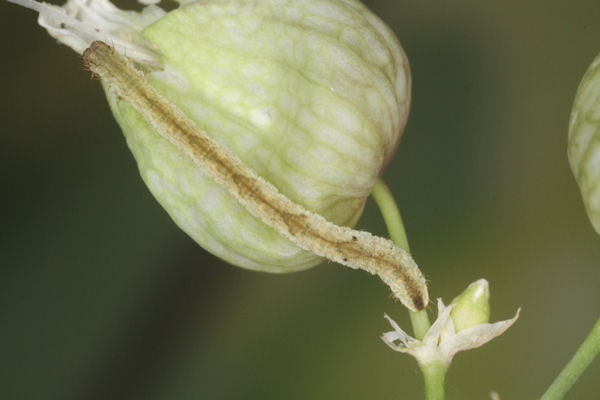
top-left (569, 53), bottom-right (600, 235)
top-left (449, 279), bottom-right (490, 333)
top-left (26, 0), bottom-right (411, 273)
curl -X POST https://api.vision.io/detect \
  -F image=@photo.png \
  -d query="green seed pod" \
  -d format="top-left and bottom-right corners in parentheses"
top-left (449, 279), bottom-right (490, 333)
top-left (569, 53), bottom-right (600, 235)
top-left (17, 0), bottom-right (411, 273)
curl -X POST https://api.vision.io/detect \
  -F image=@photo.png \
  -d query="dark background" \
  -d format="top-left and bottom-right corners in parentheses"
top-left (1, 1), bottom-right (599, 399)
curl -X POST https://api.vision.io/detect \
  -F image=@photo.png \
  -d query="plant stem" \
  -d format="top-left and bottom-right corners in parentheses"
top-left (409, 309), bottom-right (431, 341)
top-left (371, 179), bottom-right (410, 252)
top-left (420, 359), bottom-right (447, 400)
top-left (372, 178), bottom-right (446, 400)
top-left (371, 178), bottom-right (430, 340)
top-left (540, 317), bottom-right (600, 400)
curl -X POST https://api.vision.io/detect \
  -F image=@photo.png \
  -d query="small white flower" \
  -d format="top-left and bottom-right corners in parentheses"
top-left (382, 297), bottom-right (520, 366)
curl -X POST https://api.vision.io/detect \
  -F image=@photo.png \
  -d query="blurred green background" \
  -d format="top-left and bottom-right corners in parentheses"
top-left (1, 1), bottom-right (599, 399)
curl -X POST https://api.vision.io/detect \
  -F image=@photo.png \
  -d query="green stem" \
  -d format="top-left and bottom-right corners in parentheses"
top-left (371, 179), bottom-right (410, 252)
top-left (372, 178), bottom-right (445, 400)
top-left (420, 360), bottom-right (447, 400)
top-left (409, 309), bottom-right (431, 341)
top-left (540, 317), bottom-right (600, 400)
top-left (370, 177), bottom-right (431, 340)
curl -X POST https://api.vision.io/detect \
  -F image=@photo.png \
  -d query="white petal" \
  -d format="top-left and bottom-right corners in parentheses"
top-left (381, 313), bottom-right (417, 352)
top-left (422, 299), bottom-right (454, 347)
top-left (441, 308), bottom-right (521, 362)
top-left (9, 0), bottom-right (163, 65)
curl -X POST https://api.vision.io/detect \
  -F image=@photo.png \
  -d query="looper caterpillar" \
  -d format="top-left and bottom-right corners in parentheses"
top-left (83, 41), bottom-right (428, 311)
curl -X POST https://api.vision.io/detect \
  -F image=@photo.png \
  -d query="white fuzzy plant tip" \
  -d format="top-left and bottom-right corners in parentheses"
top-left (8, 0), bottom-right (428, 309)
top-left (382, 280), bottom-right (520, 366)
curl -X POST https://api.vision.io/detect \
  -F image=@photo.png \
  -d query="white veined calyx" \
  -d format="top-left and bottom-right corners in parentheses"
top-left (83, 41), bottom-right (429, 312)
top-left (569, 52), bottom-right (600, 235)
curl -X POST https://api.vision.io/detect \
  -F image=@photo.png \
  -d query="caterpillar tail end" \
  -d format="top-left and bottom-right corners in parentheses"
top-left (381, 266), bottom-right (429, 312)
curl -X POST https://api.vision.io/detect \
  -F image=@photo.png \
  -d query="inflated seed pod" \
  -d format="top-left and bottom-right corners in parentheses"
top-left (569, 53), bottom-right (600, 234)
top-left (18, 0), bottom-right (411, 273)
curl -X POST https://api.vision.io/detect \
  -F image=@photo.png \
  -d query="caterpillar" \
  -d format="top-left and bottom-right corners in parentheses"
top-left (83, 41), bottom-right (428, 311)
